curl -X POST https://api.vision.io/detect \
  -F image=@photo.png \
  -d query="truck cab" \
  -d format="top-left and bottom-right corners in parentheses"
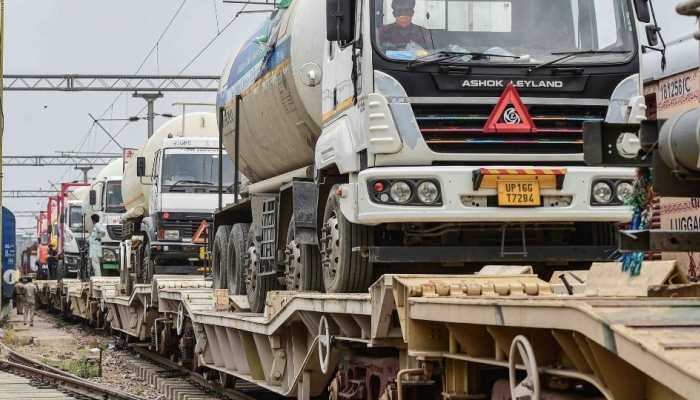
top-left (89, 176), bottom-right (125, 276)
top-left (61, 199), bottom-right (87, 277)
top-left (320, 0), bottom-right (639, 282)
top-left (137, 137), bottom-right (236, 276)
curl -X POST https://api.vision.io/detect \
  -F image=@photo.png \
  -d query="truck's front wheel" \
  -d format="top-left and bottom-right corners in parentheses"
top-left (321, 185), bottom-right (373, 293)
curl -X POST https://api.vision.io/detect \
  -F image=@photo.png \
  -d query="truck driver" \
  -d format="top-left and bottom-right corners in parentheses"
top-left (377, 0), bottom-right (432, 51)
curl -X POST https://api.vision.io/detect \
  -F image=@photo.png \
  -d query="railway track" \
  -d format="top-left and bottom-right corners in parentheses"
top-left (1, 310), bottom-right (268, 400)
top-left (0, 344), bottom-right (144, 400)
top-left (127, 345), bottom-right (265, 400)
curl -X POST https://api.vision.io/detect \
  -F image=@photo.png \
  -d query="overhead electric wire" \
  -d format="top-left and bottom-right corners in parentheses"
top-left (65, 0), bottom-right (190, 169)
top-left (176, 3), bottom-right (249, 75)
top-left (94, 2), bottom-right (254, 157)
top-left (99, 2), bottom-right (252, 154)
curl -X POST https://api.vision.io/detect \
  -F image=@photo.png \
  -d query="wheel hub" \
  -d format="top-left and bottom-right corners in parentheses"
top-left (322, 214), bottom-right (341, 284)
top-left (245, 244), bottom-right (259, 292)
top-left (284, 240), bottom-right (303, 290)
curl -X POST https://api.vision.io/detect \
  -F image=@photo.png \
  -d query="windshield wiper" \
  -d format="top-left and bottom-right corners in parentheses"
top-left (169, 179), bottom-right (213, 187)
top-left (527, 50), bottom-right (631, 73)
top-left (407, 51), bottom-right (520, 69)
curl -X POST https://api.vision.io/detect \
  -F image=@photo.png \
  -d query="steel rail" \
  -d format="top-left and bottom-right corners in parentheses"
top-left (0, 359), bottom-right (144, 400)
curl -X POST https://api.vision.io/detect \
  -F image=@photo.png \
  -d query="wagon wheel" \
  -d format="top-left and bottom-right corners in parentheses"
top-left (508, 335), bottom-right (540, 400)
top-left (318, 315), bottom-right (332, 374)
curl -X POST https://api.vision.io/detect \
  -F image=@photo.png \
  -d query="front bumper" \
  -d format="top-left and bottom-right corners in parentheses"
top-left (340, 166), bottom-right (634, 224)
top-left (150, 241), bottom-right (205, 262)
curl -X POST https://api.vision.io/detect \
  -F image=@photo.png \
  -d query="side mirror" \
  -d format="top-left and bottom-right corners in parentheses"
top-left (326, 0), bottom-right (356, 42)
top-left (89, 190), bottom-right (97, 206)
top-left (136, 156), bottom-right (146, 177)
top-left (634, 0), bottom-right (651, 23)
top-left (645, 24), bottom-right (659, 47)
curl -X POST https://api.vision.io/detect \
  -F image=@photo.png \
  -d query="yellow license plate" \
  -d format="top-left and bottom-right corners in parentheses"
top-left (497, 181), bottom-right (541, 207)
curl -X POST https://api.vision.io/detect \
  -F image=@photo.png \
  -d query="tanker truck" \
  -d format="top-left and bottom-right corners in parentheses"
top-left (58, 184), bottom-right (90, 278)
top-left (120, 112), bottom-right (236, 288)
top-left (212, 0), bottom-right (645, 312)
top-left (85, 158), bottom-right (124, 278)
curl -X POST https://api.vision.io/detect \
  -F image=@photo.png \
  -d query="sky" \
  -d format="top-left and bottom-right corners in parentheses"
top-left (2, 0), bottom-right (267, 233)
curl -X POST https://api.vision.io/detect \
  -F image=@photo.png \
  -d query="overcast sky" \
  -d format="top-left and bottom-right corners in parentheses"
top-left (3, 0), bottom-right (266, 232)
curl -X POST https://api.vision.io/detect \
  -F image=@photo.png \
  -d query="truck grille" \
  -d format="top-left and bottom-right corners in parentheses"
top-left (107, 225), bottom-right (123, 240)
top-left (161, 214), bottom-right (212, 239)
top-left (413, 104), bottom-right (606, 154)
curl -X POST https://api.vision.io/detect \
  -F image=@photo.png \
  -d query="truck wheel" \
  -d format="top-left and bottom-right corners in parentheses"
top-left (226, 223), bottom-right (249, 296)
top-left (321, 184), bottom-right (373, 293)
top-left (212, 226), bottom-right (231, 290)
top-left (244, 227), bottom-right (278, 313)
top-left (285, 217), bottom-right (322, 291)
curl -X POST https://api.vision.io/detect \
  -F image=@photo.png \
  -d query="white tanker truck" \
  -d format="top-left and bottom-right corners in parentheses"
top-left (214, 0), bottom-right (643, 312)
top-left (121, 112), bottom-right (236, 287)
top-left (85, 158), bottom-right (124, 277)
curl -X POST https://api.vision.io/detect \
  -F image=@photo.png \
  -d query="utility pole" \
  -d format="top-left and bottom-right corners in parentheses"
top-left (133, 92), bottom-right (163, 138)
top-left (74, 166), bottom-right (92, 183)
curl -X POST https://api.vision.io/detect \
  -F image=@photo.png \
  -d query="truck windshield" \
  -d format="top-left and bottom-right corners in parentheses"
top-left (161, 150), bottom-right (235, 192)
top-left (373, 0), bottom-right (635, 65)
top-left (68, 205), bottom-right (84, 232)
top-left (105, 181), bottom-right (125, 213)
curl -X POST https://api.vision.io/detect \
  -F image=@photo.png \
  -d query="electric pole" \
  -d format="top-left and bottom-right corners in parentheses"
top-left (75, 166), bottom-right (92, 183)
top-left (133, 92), bottom-right (163, 138)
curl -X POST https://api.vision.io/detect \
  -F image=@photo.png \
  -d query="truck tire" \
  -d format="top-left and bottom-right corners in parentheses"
top-left (285, 217), bottom-right (322, 291)
top-left (212, 226), bottom-right (231, 290)
top-left (226, 223), bottom-right (250, 296)
top-left (244, 227), bottom-right (279, 313)
top-left (321, 184), bottom-right (373, 293)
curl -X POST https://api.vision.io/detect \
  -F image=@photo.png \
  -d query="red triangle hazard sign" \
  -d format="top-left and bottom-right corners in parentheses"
top-left (483, 83), bottom-right (537, 133)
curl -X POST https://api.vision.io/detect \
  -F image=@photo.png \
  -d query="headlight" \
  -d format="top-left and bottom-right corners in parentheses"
top-left (592, 181), bottom-right (613, 204)
top-left (163, 230), bottom-right (180, 241)
top-left (615, 181), bottom-right (634, 203)
top-left (390, 181), bottom-right (412, 204)
top-left (416, 181), bottom-right (439, 204)
top-left (65, 231), bottom-right (73, 242)
top-left (102, 249), bottom-right (117, 262)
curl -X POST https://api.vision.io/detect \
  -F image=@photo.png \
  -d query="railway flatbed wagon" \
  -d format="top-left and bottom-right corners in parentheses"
top-left (100, 261), bottom-right (700, 400)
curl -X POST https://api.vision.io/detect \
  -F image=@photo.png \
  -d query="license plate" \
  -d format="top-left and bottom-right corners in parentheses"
top-left (497, 181), bottom-right (541, 207)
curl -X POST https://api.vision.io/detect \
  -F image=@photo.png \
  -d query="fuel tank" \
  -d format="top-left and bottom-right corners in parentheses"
top-left (217, 0), bottom-right (324, 183)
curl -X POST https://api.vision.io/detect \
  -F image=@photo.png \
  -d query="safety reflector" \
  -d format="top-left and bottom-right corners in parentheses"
top-left (483, 83), bottom-right (537, 134)
top-left (473, 168), bottom-right (567, 190)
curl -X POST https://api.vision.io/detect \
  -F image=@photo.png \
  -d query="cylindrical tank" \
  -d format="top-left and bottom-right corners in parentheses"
top-left (84, 158), bottom-right (123, 232)
top-left (217, 0), bottom-right (324, 183)
top-left (122, 112), bottom-right (218, 220)
top-left (659, 107), bottom-right (700, 173)
top-left (68, 186), bottom-right (91, 203)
